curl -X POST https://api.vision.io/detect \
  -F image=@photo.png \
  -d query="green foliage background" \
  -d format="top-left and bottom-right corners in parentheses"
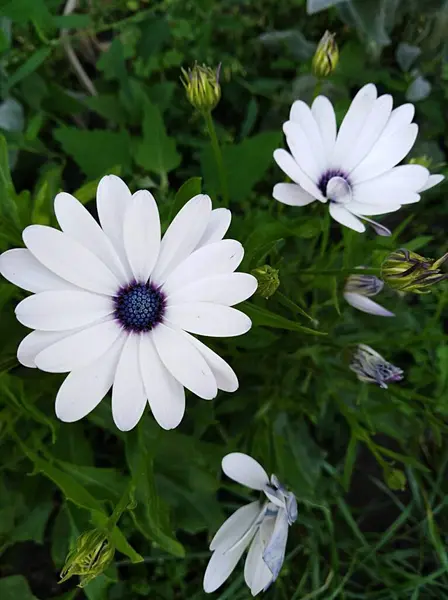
top-left (0, 0), bottom-right (448, 598)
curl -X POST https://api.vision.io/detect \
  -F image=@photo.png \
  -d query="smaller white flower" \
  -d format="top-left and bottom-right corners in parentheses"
top-left (344, 271), bottom-right (394, 317)
top-left (350, 344), bottom-right (404, 389)
top-left (203, 453), bottom-right (297, 596)
top-left (273, 83), bottom-right (444, 234)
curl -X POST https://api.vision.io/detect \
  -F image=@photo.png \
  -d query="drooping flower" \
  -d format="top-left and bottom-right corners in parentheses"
top-left (350, 344), bottom-right (403, 389)
top-left (204, 453), bottom-right (297, 596)
top-left (0, 176), bottom-right (257, 431)
top-left (344, 271), bottom-right (394, 317)
top-left (273, 83), bottom-right (444, 233)
top-left (381, 248), bottom-right (448, 294)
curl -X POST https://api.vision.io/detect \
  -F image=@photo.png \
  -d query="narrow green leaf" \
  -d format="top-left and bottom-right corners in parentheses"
top-left (0, 576), bottom-right (38, 600)
top-left (6, 47), bottom-right (52, 91)
top-left (242, 303), bottom-right (326, 335)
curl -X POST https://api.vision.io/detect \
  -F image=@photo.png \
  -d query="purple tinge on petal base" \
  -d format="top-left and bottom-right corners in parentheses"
top-left (262, 508), bottom-right (289, 585)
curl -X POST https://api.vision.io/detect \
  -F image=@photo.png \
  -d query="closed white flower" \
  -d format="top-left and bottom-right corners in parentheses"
top-left (204, 453), bottom-right (297, 596)
top-left (273, 83), bottom-right (443, 233)
top-left (0, 176), bottom-right (257, 431)
top-left (344, 271), bottom-right (394, 317)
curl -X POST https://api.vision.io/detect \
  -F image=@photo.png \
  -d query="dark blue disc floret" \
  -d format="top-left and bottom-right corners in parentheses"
top-left (317, 169), bottom-right (349, 197)
top-left (114, 282), bottom-right (165, 333)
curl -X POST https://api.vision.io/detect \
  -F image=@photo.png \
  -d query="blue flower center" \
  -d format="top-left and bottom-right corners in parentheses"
top-left (114, 282), bottom-right (165, 333)
top-left (317, 169), bottom-right (349, 198)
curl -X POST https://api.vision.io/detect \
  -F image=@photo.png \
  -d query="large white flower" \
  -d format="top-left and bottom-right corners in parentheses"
top-left (0, 176), bottom-right (258, 431)
top-left (273, 83), bottom-right (444, 233)
top-left (204, 453), bottom-right (297, 596)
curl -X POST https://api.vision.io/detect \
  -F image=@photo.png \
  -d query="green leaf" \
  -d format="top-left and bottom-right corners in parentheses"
top-left (6, 47), bottom-right (52, 91)
top-left (170, 177), bottom-right (202, 218)
top-left (201, 131), bottom-right (280, 202)
top-left (135, 100), bottom-right (181, 176)
top-left (53, 128), bottom-right (132, 179)
top-left (126, 426), bottom-right (185, 557)
top-left (0, 576), bottom-right (38, 600)
top-left (52, 14), bottom-right (92, 29)
top-left (242, 303), bottom-right (326, 335)
top-left (11, 501), bottom-right (53, 544)
top-left (93, 513), bottom-right (143, 564)
top-left (0, 0), bottom-right (52, 27)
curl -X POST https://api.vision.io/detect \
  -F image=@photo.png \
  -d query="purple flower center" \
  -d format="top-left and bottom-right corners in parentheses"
top-left (317, 169), bottom-right (350, 199)
top-left (114, 282), bottom-right (165, 333)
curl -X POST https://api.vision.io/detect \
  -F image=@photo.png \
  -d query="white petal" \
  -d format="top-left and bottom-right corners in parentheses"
top-left (23, 225), bottom-right (120, 295)
top-left (196, 208), bottom-right (231, 249)
top-left (326, 177), bottom-right (352, 203)
top-left (185, 333), bottom-right (239, 392)
top-left (15, 290), bottom-right (114, 331)
top-left (112, 334), bottom-right (147, 431)
top-left (362, 217), bottom-right (392, 236)
top-left (210, 501), bottom-right (262, 552)
top-left (351, 124), bottom-right (418, 183)
top-left (55, 335), bottom-right (125, 423)
top-left (344, 95), bottom-right (393, 172)
top-left (344, 292), bottom-right (395, 317)
top-left (311, 95), bottom-right (336, 159)
top-left (167, 273), bottom-right (257, 307)
top-left (151, 194), bottom-right (211, 284)
top-left (283, 121), bottom-right (321, 181)
top-left (353, 165), bottom-right (429, 204)
top-left (165, 303), bottom-right (251, 337)
top-left (419, 174), bottom-right (444, 192)
top-left (35, 319), bottom-right (122, 373)
top-left (272, 183), bottom-right (315, 207)
top-left (289, 101), bottom-right (325, 172)
top-left (124, 190), bottom-right (161, 283)
top-left (139, 334), bottom-right (185, 430)
top-left (329, 204), bottom-right (366, 233)
top-left (347, 202), bottom-right (401, 216)
top-left (17, 330), bottom-right (70, 368)
top-left (332, 83), bottom-right (377, 166)
top-left (203, 539), bottom-right (251, 594)
top-left (222, 453), bottom-right (269, 490)
top-left (162, 240), bottom-right (244, 296)
top-left (54, 192), bottom-right (127, 283)
top-left (261, 509), bottom-right (289, 585)
top-left (96, 175), bottom-right (132, 273)
top-left (381, 104), bottom-right (415, 137)
top-left (152, 323), bottom-right (217, 400)
top-left (273, 149), bottom-right (325, 202)
top-left (245, 526), bottom-right (275, 596)
top-left (0, 248), bottom-right (77, 293)
top-left (397, 193), bottom-right (421, 205)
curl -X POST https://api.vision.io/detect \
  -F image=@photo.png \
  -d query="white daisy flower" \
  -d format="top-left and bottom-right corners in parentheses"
top-left (273, 83), bottom-right (444, 233)
top-left (344, 271), bottom-right (394, 317)
top-left (204, 453), bottom-right (297, 596)
top-left (0, 176), bottom-right (258, 431)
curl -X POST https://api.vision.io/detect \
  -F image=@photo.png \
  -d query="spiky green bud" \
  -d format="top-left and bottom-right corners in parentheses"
top-left (59, 529), bottom-right (115, 588)
top-left (385, 468), bottom-right (406, 491)
top-left (381, 248), bottom-right (448, 294)
top-left (252, 265), bottom-right (279, 299)
top-left (312, 31), bottom-right (339, 78)
top-left (180, 63), bottom-right (221, 113)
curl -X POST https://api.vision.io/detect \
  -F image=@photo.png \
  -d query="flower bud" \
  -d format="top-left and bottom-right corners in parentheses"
top-left (409, 155), bottom-right (432, 169)
top-left (350, 344), bottom-right (403, 389)
top-left (381, 248), bottom-right (448, 294)
top-left (384, 468), bottom-right (406, 491)
top-left (59, 529), bottom-right (115, 588)
top-left (312, 31), bottom-right (339, 78)
top-left (180, 63), bottom-right (221, 113)
top-left (251, 265), bottom-right (279, 299)
top-left (344, 272), bottom-right (394, 317)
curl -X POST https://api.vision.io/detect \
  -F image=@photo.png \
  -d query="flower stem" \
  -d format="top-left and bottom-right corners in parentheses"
top-left (106, 482), bottom-right (134, 531)
top-left (203, 110), bottom-right (229, 207)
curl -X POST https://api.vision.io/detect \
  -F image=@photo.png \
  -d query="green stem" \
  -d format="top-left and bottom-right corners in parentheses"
top-left (203, 110), bottom-right (229, 206)
top-left (106, 482), bottom-right (133, 531)
top-left (302, 268), bottom-right (381, 276)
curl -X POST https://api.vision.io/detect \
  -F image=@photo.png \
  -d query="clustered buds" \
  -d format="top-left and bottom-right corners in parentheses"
top-left (252, 265), bottom-right (279, 299)
top-left (312, 31), bottom-right (339, 77)
top-left (59, 529), bottom-right (115, 587)
top-left (381, 248), bottom-right (448, 294)
top-left (350, 344), bottom-right (404, 389)
top-left (180, 63), bottom-right (221, 113)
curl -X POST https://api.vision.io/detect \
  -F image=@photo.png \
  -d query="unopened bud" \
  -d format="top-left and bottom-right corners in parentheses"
top-left (350, 344), bottom-right (403, 389)
top-left (252, 265), bottom-right (279, 299)
top-left (60, 529), bottom-right (115, 588)
top-left (312, 31), bottom-right (339, 78)
top-left (381, 248), bottom-right (448, 294)
top-left (180, 63), bottom-right (221, 113)
top-left (409, 155), bottom-right (432, 169)
top-left (385, 468), bottom-right (406, 491)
